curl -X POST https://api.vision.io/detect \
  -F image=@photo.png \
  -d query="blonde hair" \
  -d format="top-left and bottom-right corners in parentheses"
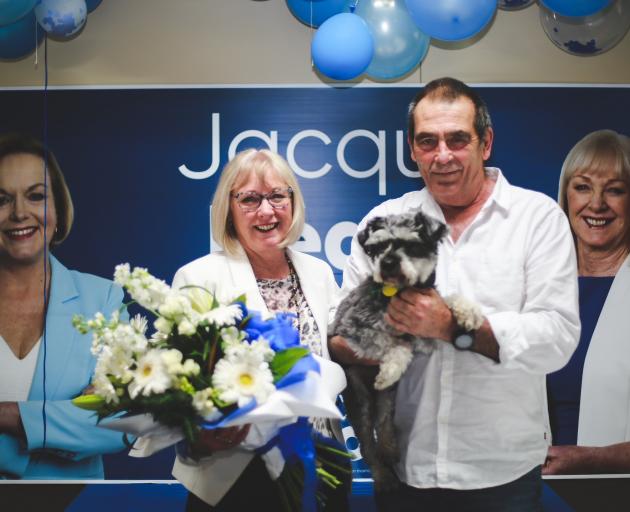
top-left (558, 129), bottom-right (630, 216)
top-left (211, 149), bottom-right (305, 256)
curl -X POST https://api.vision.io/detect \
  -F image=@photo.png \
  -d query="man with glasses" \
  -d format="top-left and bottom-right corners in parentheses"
top-left (330, 77), bottom-right (580, 511)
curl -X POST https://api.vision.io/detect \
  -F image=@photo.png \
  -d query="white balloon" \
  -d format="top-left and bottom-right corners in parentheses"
top-left (540, 0), bottom-right (630, 56)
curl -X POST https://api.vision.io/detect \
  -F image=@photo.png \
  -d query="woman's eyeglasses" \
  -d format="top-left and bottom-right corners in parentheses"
top-left (415, 132), bottom-right (477, 152)
top-left (231, 187), bottom-right (293, 212)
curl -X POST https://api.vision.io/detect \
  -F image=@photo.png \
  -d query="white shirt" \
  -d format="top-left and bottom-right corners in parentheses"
top-left (0, 336), bottom-right (40, 401)
top-left (341, 168), bottom-right (580, 489)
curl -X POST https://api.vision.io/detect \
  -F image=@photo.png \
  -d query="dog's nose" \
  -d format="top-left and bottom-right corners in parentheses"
top-left (380, 254), bottom-right (399, 273)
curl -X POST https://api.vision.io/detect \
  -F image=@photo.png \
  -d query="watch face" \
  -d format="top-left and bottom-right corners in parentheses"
top-left (454, 332), bottom-right (474, 350)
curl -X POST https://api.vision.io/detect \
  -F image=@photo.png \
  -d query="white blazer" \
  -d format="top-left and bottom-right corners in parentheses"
top-left (171, 248), bottom-right (341, 505)
top-left (578, 253), bottom-right (630, 445)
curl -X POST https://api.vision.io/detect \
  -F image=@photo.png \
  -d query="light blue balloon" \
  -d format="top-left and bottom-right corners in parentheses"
top-left (35, 0), bottom-right (87, 38)
top-left (311, 13), bottom-right (374, 80)
top-left (540, 0), bottom-right (630, 55)
top-left (356, 0), bottom-right (430, 80)
top-left (286, 0), bottom-right (350, 28)
top-left (498, 0), bottom-right (535, 10)
top-left (540, 0), bottom-right (612, 17)
top-left (0, 11), bottom-right (44, 60)
top-left (0, 0), bottom-right (39, 26)
top-left (86, 0), bottom-right (102, 13)
top-left (405, 0), bottom-right (497, 41)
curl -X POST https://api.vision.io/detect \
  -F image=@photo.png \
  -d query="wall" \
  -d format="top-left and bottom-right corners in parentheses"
top-left (1, 0), bottom-right (629, 87)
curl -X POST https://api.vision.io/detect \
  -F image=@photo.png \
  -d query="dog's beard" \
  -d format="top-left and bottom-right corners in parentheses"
top-left (374, 249), bottom-right (436, 287)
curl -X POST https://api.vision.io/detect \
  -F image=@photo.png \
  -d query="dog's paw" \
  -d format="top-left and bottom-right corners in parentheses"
top-left (374, 364), bottom-right (403, 390)
top-left (445, 295), bottom-right (484, 331)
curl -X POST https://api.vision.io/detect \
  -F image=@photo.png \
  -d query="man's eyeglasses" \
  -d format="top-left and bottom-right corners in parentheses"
top-left (415, 132), bottom-right (477, 152)
top-left (231, 187), bottom-right (293, 212)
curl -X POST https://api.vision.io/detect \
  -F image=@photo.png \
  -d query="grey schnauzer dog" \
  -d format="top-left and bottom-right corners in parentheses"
top-left (330, 210), bottom-right (483, 491)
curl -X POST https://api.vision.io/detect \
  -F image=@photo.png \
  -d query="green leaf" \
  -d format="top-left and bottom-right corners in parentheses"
top-left (72, 394), bottom-right (106, 411)
top-left (270, 347), bottom-right (310, 382)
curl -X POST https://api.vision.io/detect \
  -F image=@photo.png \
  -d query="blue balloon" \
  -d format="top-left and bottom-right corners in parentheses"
top-left (498, 0), bottom-right (535, 10)
top-left (355, 0), bottom-right (430, 80)
top-left (0, 0), bottom-right (39, 26)
top-left (286, 0), bottom-right (350, 28)
top-left (86, 0), bottom-right (102, 13)
top-left (0, 11), bottom-right (44, 60)
top-left (540, 0), bottom-right (612, 17)
top-left (405, 0), bottom-right (497, 41)
top-left (311, 13), bottom-right (374, 81)
top-left (35, 0), bottom-right (88, 38)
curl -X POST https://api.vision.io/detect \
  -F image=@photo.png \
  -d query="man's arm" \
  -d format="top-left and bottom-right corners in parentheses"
top-left (385, 288), bottom-right (500, 361)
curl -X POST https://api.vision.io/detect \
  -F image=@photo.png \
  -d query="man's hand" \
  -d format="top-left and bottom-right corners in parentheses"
top-left (385, 288), bottom-right (456, 341)
top-left (328, 335), bottom-right (379, 366)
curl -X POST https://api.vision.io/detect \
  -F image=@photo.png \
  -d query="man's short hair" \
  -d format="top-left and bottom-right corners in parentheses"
top-left (407, 77), bottom-right (493, 141)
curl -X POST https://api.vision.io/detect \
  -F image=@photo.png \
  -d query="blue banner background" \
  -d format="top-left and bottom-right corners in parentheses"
top-left (1, 86), bottom-right (628, 285)
top-left (0, 85), bottom-right (628, 484)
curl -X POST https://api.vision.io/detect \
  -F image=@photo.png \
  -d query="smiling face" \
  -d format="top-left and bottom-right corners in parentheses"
top-left (0, 153), bottom-right (57, 266)
top-left (567, 167), bottom-right (629, 255)
top-left (229, 169), bottom-right (293, 259)
top-left (409, 96), bottom-right (493, 208)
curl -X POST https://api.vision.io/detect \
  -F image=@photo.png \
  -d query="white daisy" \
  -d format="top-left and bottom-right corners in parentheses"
top-left (128, 349), bottom-right (173, 399)
top-left (201, 304), bottom-right (243, 327)
top-left (212, 357), bottom-right (275, 407)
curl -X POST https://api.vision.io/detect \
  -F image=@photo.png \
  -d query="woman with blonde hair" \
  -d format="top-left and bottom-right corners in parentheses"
top-left (171, 148), bottom-right (349, 510)
top-left (545, 129), bottom-right (630, 474)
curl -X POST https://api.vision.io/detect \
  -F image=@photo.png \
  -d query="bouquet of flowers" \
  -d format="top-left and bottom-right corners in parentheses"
top-left (72, 264), bottom-right (349, 511)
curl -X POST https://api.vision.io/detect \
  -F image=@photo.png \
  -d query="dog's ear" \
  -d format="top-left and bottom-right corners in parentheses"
top-left (429, 218), bottom-right (448, 244)
top-left (413, 211), bottom-right (447, 245)
top-left (358, 216), bottom-right (385, 254)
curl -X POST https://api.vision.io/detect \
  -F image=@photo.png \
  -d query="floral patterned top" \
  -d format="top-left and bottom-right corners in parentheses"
top-left (256, 276), bottom-right (322, 357)
top-left (256, 271), bottom-right (331, 436)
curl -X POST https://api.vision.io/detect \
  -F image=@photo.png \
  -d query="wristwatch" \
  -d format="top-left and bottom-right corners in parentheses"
top-left (453, 329), bottom-right (475, 351)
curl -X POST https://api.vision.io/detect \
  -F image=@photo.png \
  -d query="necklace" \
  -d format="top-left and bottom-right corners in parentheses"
top-left (285, 253), bottom-right (301, 335)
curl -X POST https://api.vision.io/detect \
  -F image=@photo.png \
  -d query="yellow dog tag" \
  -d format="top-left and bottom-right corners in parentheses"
top-left (382, 284), bottom-right (398, 297)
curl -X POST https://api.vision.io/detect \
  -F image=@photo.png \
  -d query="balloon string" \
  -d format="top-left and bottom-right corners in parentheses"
top-left (42, 33), bottom-right (49, 450)
top-left (350, 0), bottom-right (359, 14)
top-left (310, 1), bottom-right (314, 68)
top-left (34, 15), bottom-right (38, 66)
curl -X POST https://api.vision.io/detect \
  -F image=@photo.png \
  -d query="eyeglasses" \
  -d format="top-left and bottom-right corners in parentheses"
top-left (415, 132), bottom-right (477, 152)
top-left (231, 187), bottom-right (293, 212)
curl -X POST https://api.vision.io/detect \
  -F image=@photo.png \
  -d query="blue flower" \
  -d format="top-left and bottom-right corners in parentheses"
top-left (244, 311), bottom-right (300, 351)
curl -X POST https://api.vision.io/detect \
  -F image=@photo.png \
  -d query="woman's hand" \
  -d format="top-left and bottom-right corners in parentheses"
top-left (0, 402), bottom-right (25, 438)
top-left (328, 335), bottom-right (379, 366)
top-left (190, 425), bottom-right (251, 457)
top-left (543, 443), bottom-right (630, 475)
